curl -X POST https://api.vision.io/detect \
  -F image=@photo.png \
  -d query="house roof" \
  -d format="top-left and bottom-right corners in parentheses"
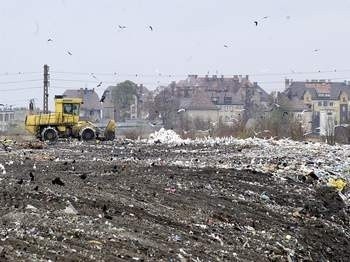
top-left (285, 81), bottom-right (350, 100)
top-left (63, 88), bottom-right (101, 110)
top-left (276, 93), bottom-right (310, 112)
top-left (180, 90), bottom-right (219, 111)
top-left (173, 75), bottom-right (269, 105)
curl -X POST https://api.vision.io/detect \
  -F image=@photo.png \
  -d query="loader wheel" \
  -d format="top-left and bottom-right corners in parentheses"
top-left (105, 131), bottom-right (115, 141)
top-left (41, 127), bottom-right (58, 144)
top-left (80, 128), bottom-right (95, 141)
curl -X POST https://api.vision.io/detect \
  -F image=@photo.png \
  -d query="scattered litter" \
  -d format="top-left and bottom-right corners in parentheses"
top-left (52, 177), bottom-right (65, 186)
top-left (64, 202), bottom-right (78, 215)
top-left (0, 164), bottom-right (6, 175)
top-left (26, 205), bottom-right (38, 211)
top-left (209, 233), bottom-right (224, 246)
top-left (328, 178), bottom-right (347, 192)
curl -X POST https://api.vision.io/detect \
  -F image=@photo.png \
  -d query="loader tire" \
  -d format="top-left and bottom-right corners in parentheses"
top-left (80, 128), bottom-right (95, 141)
top-left (41, 127), bottom-right (58, 144)
top-left (105, 131), bottom-right (115, 141)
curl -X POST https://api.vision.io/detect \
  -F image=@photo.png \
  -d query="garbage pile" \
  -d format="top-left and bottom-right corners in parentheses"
top-left (0, 135), bottom-right (348, 261)
top-left (147, 128), bottom-right (189, 145)
top-left (146, 130), bottom-right (350, 183)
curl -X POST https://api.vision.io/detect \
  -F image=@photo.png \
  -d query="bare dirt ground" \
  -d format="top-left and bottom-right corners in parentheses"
top-left (0, 139), bottom-right (349, 261)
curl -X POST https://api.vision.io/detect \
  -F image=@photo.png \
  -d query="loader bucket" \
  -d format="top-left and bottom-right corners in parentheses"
top-left (103, 120), bottom-right (116, 140)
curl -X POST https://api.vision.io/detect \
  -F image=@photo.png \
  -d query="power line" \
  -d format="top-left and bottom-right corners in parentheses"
top-left (0, 87), bottom-right (41, 92)
top-left (0, 72), bottom-right (41, 77)
top-left (50, 69), bottom-right (350, 78)
top-left (0, 79), bottom-right (42, 85)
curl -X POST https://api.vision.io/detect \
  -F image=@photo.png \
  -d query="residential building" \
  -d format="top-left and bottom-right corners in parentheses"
top-left (169, 74), bottom-right (270, 125)
top-left (0, 106), bottom-right (15, 132)
top-left (63, 88), bottom-right (102, 122)
top-left (179, 89), bottom-right (219, 123)
top-left (284, 79), bottom-right (350, 134)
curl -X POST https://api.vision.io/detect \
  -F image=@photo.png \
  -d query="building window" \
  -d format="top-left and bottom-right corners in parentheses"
top-left (343, 97), bottom-right (347, 102)
top-left (323, 101), bottom-right (328, 106)
top-left (224, 97), bottom-right (232, 104)
top-left (4, 114), bottom-right (8, 121)
top-left (184, 90), bottom-right (190, 98)
top-left (329, 102), bottom-right (334, 106)
top-left (211, 97), bottom-right (219, 104)
top-left (318, 102), bottom-right (322, 106)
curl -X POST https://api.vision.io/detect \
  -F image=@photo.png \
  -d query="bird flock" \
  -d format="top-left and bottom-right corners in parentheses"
top-left (45, 23), bottom-right (156, 89)
top-left (40, 12), bottom-right (324, 91)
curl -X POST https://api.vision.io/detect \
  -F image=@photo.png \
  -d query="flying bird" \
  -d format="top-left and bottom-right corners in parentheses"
top-left (149, 25), bottom-right (153, 31)
top-left (177, 108), bottom-right (186, 113)
top-left (262, 16), bottom-right (269, 19)
top-left (254, 21), bottom-right (258, 26)
top-left (118, 25), bottom-right (126, 29)
top-left (224, 45), bottom-right (229, 48)
top-left (314, 49), bottom-right (320, 52)
top-left (67, 51), bottom-right (72, 56)
top-left (47, 38), bottom-right (53, 42)
top-left (100, 90), bottom-right (109, 102)
top-left (97, 82), bottom-right (102, 87)
top-left (100, 91), bottom-right (107, 102)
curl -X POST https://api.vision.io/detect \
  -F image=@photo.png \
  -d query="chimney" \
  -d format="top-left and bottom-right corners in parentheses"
top-left (285, 78), bottom-right (290, 89)
top-left (245, 75), bottom-right (249, 80)
top-left (253, 82), bottom-right (258, 87)
top-left (212, 75), bottom-right (217, 79)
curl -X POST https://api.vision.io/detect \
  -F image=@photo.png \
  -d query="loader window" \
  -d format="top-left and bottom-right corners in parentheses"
top-left (63, 103), bottom-right (79, 116)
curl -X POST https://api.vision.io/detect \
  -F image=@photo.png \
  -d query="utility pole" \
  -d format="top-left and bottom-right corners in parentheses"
top-left (43, 64), bottom-right (49, 113)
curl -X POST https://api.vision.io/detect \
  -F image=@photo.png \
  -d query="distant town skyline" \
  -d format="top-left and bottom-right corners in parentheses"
top-left (1, 0), bottom-right (350, 108)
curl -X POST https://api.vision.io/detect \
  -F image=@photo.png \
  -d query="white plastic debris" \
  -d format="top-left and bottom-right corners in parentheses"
top-left (142, 130), bottom-right (350, 181)
top-left (0, 164), bottom-right (6, 175)
top-left (63, 202), bottom-right (78, 215)
top-left (147, 128), bottom-right (189, 145)
top-left (26, 205), bottom-right (38, 211)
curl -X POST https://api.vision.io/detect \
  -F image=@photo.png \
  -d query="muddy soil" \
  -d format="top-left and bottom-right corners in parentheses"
top-left (0, 140), bottom-right (348, 261)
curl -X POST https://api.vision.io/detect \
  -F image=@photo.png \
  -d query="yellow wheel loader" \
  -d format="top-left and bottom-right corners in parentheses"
top-left (25, 95), bottom-right (116, 143)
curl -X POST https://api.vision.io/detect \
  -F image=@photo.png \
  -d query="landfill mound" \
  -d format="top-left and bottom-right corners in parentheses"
top-left (0, 138), bottom-right (348, 261)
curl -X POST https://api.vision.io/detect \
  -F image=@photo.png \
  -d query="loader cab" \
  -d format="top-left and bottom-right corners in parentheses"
top-left (54, 95), bottom-right (83, 123)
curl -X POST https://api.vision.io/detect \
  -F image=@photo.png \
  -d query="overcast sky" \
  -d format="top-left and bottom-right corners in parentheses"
top-left (1, 0), bottom-right (350, 108)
